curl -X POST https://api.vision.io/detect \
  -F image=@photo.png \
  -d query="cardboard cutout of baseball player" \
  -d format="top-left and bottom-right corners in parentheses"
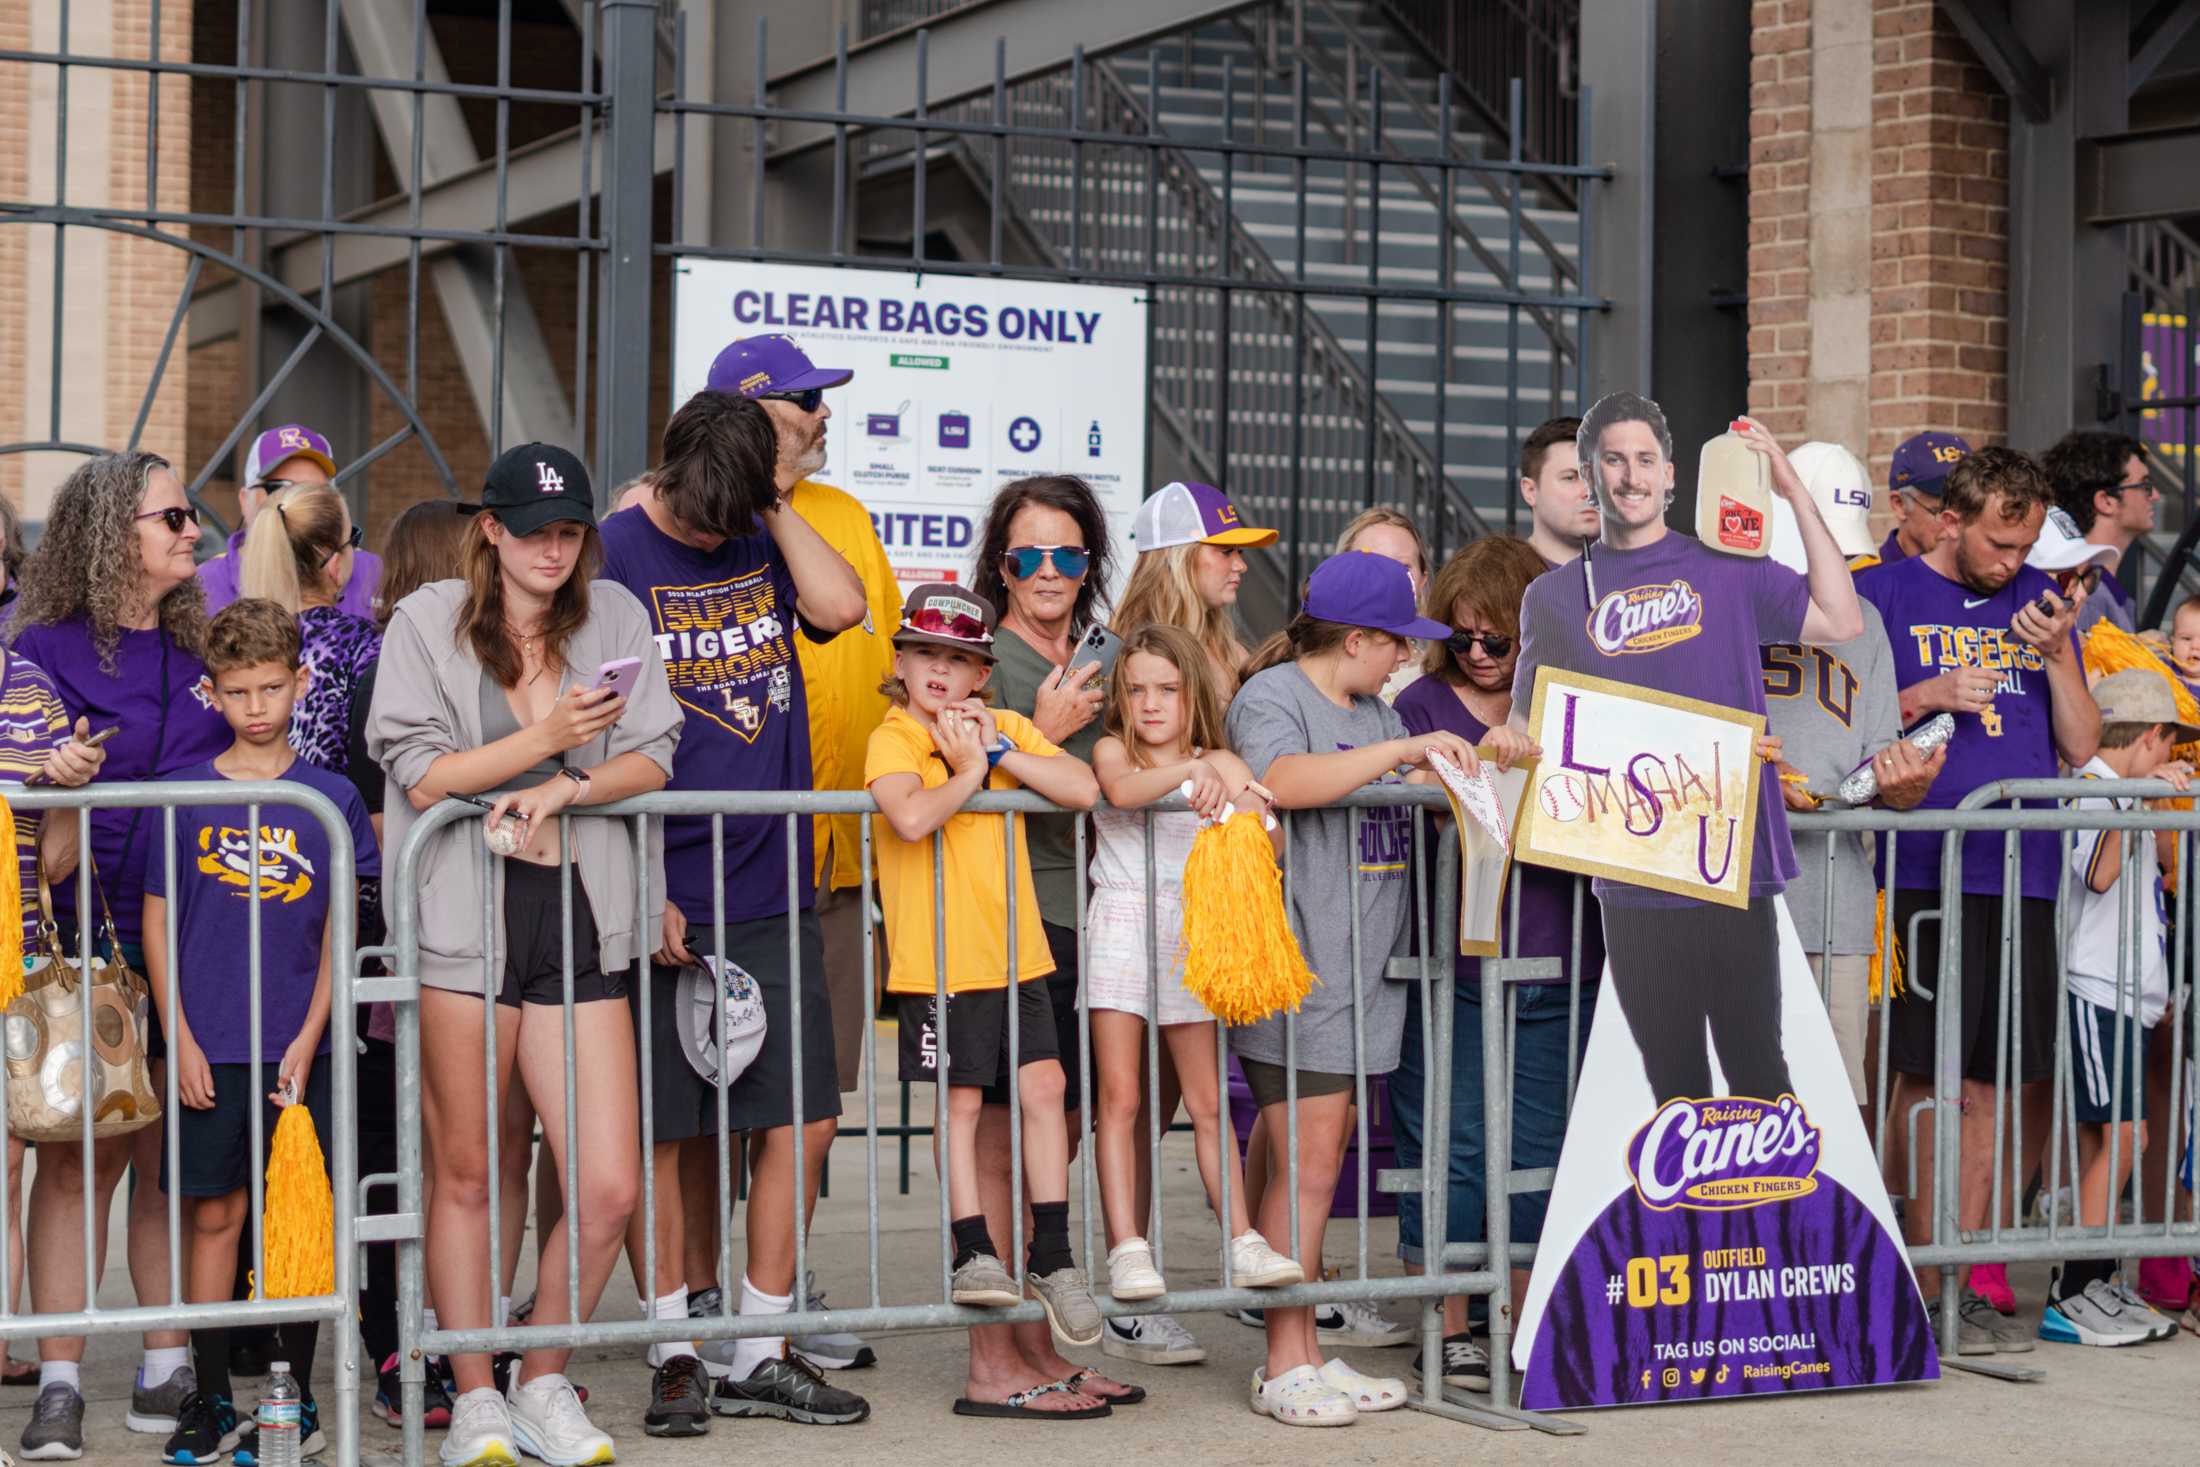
top-left (1506, 396), bottom-right (1939, 1408)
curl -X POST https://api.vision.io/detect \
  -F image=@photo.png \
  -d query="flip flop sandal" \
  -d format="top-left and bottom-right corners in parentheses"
top-left (953, 1380), bottom-right (1113, 1421)
top-left (1060, 1369), bottom-right (1145, 1405)
top-left (1249, 1365), bottom-right (1357, 1427)
top-left (1317, 1358), bottom-right (1407, 1412)
top-left (1, 1359), bottom-right (38, 1387)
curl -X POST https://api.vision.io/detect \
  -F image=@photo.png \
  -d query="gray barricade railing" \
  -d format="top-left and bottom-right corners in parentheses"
top-left (0, 782), bottom-right (361, 1467)
top-left (382, 784), bottom-right (1511, 1449)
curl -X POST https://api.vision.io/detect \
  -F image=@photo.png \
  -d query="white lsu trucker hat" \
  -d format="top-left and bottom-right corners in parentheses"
top-left (1767, 441), bottom-right (1876, 572)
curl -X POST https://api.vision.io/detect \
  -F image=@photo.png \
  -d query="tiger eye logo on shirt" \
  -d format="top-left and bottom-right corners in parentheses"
top-left (196, 824), bottom-right (316, 904)
top-left (1589, 581), bottom-right (1704, 655)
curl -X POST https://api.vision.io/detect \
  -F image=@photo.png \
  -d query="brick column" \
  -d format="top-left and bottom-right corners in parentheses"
top-left (1746, 0), bottom-right (1814, 442)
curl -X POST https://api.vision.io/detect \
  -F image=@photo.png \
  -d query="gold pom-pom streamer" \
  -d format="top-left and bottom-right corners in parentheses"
top-left (1181, 811), bottom-right (1317, 1025)
top-left (0, 790), bottom-right (24, 1009)
top-left (2083, 620), bottom-right (2200, 764)
top-left (1868, 888), bottom-right (1903, 1004)
top-left (261, 1100), bottom-right (334, 1298)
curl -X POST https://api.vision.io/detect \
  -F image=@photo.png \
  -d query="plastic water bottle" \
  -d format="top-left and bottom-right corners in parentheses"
top-left (257, 1362), bottom-right (302, 1467)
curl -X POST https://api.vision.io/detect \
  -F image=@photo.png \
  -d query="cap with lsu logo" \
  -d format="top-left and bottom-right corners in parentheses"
top-left (704, 334), bottom-right (854, 398)
top-left (891, 582), bottom-right (998, 661)
top-left (1129, 480), bottom-right (1278, 552)
top-left (1888, 430), bottom-right (1970, 498)
top-left (467, 442), bottom-right (597, 537)
top-left (241, 424), bottom-right (337, 485)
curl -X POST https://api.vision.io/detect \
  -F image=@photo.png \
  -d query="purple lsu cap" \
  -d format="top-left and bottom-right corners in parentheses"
top-left (705, 333), bottom-right (853, 398)
top-left (1888, 430), bottom-right (1969, 498)
top-left (1303, 551), bottom-right (1450, 640)
top-left (242, 424), bottom-right (337, 485)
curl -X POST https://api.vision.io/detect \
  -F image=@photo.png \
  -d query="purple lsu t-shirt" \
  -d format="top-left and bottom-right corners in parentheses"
top-left (1511, 533), bottom-right (1811, 907)
top-left (1857, 555), bottom-right (2072, 900)
top-left (1394, 674), bottom-right (1604, 986)
top-left (9, 620), bottom-right (233, 946)
top-left (599, 506), bottom-right (830, 925)
top-left (145, 758), bottom-right (380, 1063)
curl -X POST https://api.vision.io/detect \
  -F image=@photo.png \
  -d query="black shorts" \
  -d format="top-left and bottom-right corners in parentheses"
top-left (634, 909), bottom-right (843, 1141)
top-left (160, 1060), bottom-right (335, 1198)
top-left (1237, 1057), bottom-right (1356, 1107)
top-left (897, 979), bottom-right (1062, 1093)
top-left (1886, 890), bottom-right (2059, 1084)
top-left (999, 921), bottom-right (1082, 1113)
top-left (2068, 996), bottom-right (2146, 1125)
top-left (499, 859), bottom-right (630, 1008)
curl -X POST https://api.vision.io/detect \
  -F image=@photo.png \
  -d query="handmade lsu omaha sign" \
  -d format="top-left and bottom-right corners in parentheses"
top-left (1512, 667), bottom-right (1763, 907)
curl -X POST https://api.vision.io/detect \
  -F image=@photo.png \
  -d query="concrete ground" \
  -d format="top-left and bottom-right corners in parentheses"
top-left (7, 1048), bottom-right (2197, 1466)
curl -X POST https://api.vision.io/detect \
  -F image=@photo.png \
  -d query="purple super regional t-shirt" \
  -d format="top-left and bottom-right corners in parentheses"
top-left (1511, 533), bottom-right (1810, 908)
top-left (1857, 554), bottom-right (2073, 900)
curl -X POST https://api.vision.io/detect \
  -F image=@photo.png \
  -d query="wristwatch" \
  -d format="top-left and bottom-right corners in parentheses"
top-left (985, 737), bottom-right (1013, 768)
top-left (557, 766), bottom-right (591, 791)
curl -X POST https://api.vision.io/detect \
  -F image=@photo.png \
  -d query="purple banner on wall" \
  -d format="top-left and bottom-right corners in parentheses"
top-left (2141, 309), bottom-right (2192, 457)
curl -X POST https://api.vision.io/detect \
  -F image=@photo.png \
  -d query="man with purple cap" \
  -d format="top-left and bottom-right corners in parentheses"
top-left (1873, 430), bottom-right (1970, 568)
top-left (198, 425), bottom-right (383, 617)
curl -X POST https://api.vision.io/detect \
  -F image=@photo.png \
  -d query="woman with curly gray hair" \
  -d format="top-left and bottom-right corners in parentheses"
top-left (7, 450), bottom-right (229, 1461)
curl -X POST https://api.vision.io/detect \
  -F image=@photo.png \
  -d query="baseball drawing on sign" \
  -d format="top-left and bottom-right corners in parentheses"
top-left (1539, 771), bottom-right (1587, 823)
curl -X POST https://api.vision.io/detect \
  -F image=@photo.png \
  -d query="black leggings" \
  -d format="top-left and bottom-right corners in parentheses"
top-left (1601, 896), bottom-right (1792, 1105)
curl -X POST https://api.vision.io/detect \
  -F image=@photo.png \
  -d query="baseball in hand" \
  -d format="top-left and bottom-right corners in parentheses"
top-left (1538, 772), bottom-right (1588, 823)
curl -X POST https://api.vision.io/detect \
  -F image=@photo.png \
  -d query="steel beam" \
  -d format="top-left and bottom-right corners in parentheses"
top-left (2132, 0), bottom-right (2200, 91)
top-left (1579, 0), bottom-right (1655, 398)
top-left (1938, 0), bottom-right (2052, 123)
top-left (761, 0), bottom-right (1252, 162)
top-left (339, 0), bottom-right (575, 450)
top-left (599, 0), bottom-right (660, 495)
top-left (2079, 122), bottom-right (2200, 222)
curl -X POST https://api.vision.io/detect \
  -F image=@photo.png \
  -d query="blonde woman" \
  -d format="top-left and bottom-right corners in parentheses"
top-left (239, 481), bottom-right (380, 772)
top-left (1114, 481), bottom-right (1276, 697)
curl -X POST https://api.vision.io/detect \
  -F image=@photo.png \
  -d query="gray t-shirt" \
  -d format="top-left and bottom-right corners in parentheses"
top-left (1758, 600), bottom-right (1901, 952)
top-left (1226, 662), bottom-right (1414, 1076)
top-left (988, 624), bottom-right (1106, 931)
top-left (2075, 582), bottom-right (2134, 635)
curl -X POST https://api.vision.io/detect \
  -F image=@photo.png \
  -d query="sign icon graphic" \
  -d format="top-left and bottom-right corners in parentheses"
top-left (1008, 416), bottom-right (1043, 453)
top-left (938, 411), bottom-right (971, 449)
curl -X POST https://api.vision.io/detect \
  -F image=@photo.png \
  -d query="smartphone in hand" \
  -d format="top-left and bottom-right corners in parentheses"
top-left (593, 657), bottom-right (643, 702)
top-left (1067, 623), bottom-right (1122, 681)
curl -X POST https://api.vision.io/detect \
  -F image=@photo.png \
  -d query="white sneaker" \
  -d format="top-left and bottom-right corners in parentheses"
top-left (1106, 1238), bottom-right (1166, 1301)
top-left (440, 1388), bottom-right (520, 1467)
top-left (1318, 1298), bottom-right (1413, 1347)
top-left (1101, 1311), bottom-right (1207, 1365)
top-left (2107, 1277), bottom-right (2178, 1341)
top-left (505, 1374), bottom-right (613, 1467)
top-left (1227, 1231), bottom-right (1304, 1288)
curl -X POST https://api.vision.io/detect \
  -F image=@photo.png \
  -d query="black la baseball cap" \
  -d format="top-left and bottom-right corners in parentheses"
top-left (467, 442), bottom-right (597, 536)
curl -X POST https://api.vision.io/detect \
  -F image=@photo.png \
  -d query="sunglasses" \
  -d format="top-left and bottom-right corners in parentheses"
top-left (1003, 544), bottom-right (1090, 580)
top-left (2055, 564), bottom-right (2104, 597)
top-left (135, 505), bottom-right (201, 535)
top-left (758, 388), bottom-right (826, 413)
top-left (1445, 630), bottom-right (1513, 659)
top-left (904, 607), bottom-right (991, 643)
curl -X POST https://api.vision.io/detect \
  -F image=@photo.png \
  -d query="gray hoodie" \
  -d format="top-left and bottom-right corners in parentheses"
top-left (366, 578), bottom-right (682, 993)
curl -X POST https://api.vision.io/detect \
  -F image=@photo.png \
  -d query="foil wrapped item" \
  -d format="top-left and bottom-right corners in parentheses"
top-left (1836, 713), bottom-right (1955, 806)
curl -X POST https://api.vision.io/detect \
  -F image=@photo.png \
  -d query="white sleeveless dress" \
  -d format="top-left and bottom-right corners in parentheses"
top-left (1082, 801), bottom-right (1209, 1024)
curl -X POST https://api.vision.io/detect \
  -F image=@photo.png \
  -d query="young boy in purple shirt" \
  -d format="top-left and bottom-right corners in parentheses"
top-left (1854, 446), bottom-right (2099, 1350)
top-left (143, 600), bottom-right (380, 1464)
top-left (1509, 393), bottom-right (1864, 1106)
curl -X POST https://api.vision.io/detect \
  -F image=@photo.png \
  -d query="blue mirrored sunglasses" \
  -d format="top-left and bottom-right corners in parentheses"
top-left (758, 387), bottom-right (825, 413)
top-left (1004, 544), bottom-right (1090, 580)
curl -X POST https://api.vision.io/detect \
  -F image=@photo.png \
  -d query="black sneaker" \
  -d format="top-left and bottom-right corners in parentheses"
top-left (643, 1355), bottom-right (710, 1437)
top-left (228, 1336), bottom-right (270, 1380)
top-left (161, 1392), bottom-right (240, 1466)
top-left (233, 1396), bottom-right (324, 1466)
top-left (1412, 1331), bottom-right (1492, 1391)
top-left (709, 1354), bottom-right (870, 1425)
top-left (373, 1353), bottom-right (454, 1430)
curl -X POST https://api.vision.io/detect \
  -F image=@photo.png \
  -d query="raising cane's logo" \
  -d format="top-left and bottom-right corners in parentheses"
top-left (1626, 1095), bottom-right (1821, 1211)
top-left (1589, 580), bottom-right (1704, 655)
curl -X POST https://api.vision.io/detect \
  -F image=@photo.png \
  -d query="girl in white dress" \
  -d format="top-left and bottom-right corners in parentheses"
top-left (1087, 624), bottom-right (1303, 1303)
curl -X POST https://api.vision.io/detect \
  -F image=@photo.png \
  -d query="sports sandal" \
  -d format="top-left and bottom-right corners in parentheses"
top-left (1249, 1365), bottom-right (1357, 1427)
top-left (952, 1381), bottom-right (1111, 1421)
top-left (1317, 1358), bottom-right (1407, 1411)
top-left (1059, 1370), bottom-right (1145, 1405)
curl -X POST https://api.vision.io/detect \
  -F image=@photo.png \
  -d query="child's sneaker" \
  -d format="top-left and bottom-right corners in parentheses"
top-left (1026, 1267), bottom-right (1103, 1347)
top-left (440, 1387), bottom-right (518, 1467)
top-left (2107, 1278), bottom-right (2177, 1341)
top-left (1227, 1231), bottom-right (1304, 1288)
top-left (375, 1352), bottom-right (455, 1429)
top-left (160, 1393), bottom-right (238, 1465)
top-left (505, 1375), bottom-right (611, 1467)
top-left (1969, 1262), bottom-right (2017, 1314)
top-left (1317, 1299), bottom-right (1414, 1348)
top-left (129, 1367), bottom-right (199, 1434)
top-left (1412, 1331), bottom-right (1491, 1391)
top-left (949, 1253), bottom-right (1021, 1308)
top-left (1105, 1239), bottom-right (1165, 1301)
top-left (2040, 1278), bottom-right (2158, 1347)
top-left (1102, 1313), bottom-right (1206, 1365)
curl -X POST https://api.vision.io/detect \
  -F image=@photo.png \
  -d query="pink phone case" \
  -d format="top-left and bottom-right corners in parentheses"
top-left (594, 657), bottom-right (642, 700)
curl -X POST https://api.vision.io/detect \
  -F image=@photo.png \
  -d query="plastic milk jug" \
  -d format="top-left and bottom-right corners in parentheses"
top-left (1695, 423), bottom-right (1772, 557)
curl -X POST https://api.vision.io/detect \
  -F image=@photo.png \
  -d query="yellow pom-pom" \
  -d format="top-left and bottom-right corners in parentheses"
top-left (261, 1101), bottom-right (334, 1298)
top-left (1868, 887), bottom-right (1903, 1005)
top-left (0, 790), bottom-right (23, 1010)
top-left (1181, 811), bottom-right (1318, 1026)
top-left (2084, 621), bottom-right (2200, 764)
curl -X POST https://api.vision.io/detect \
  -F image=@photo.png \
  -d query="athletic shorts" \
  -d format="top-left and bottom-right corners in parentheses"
top-left (896, 979), bottom-right (1061, 1092)
top-left (634, 909), bottom-right (842, 1141)
top-left (2068, 995), bottom-right (2146, 1125)
top-left (160, 1061), bottom-right (334, 1198)
top-left (498, 858), bottom-right (630, 1008)
top-left (1886, 890), bottom-right (2058, 1084)
top-left (1238, 1056), bottom-right (1357, 1107)
top-left (988, 922), bottom-right (1082, 1112)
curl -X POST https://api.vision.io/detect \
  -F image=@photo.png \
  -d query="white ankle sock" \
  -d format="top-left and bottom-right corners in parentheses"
top-left (728, 1274), bottom-right (791, 1378)
top-left (139, 1346), bottom-right (190, 1389)
top-left (422, 1307), bottom-right (440, 1335)
top-left (645, 1286), bottom-right (698, 1366)
top-left (39, 1361), bottom-right (81, 1393)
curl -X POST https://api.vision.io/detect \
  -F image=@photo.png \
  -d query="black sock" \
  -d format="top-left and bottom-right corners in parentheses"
top-left (1027, 1201), bottom-right (1073, 1277)
top-left (2054, 1258), bottom-right (2113, 1303)
top-left (951, 1215), bottom-right (997, 1271)
top-left (191, 1326), bottom-right (234, 1408)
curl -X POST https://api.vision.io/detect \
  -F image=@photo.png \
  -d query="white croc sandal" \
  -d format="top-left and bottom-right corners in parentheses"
top-left (1318, 1358), bottom-right (1408, 1412)
top-left (1250, 1364), bottom-right (1358, 1427)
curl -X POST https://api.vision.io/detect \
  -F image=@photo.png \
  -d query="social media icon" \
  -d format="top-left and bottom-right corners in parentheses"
top-left (1661, 1367), bottom-right (1680, 1389)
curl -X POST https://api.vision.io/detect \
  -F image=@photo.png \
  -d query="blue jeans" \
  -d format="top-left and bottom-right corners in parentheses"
top-left (1389, 978), bottom-right (1596, 1265)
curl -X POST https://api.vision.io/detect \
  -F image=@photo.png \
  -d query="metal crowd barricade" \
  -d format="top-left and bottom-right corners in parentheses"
top-left (0, 782), bottom-right (362, 1467)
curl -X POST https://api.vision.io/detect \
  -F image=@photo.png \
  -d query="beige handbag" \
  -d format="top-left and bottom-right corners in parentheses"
top-left (4, 865), bottom-right (160, 1142)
